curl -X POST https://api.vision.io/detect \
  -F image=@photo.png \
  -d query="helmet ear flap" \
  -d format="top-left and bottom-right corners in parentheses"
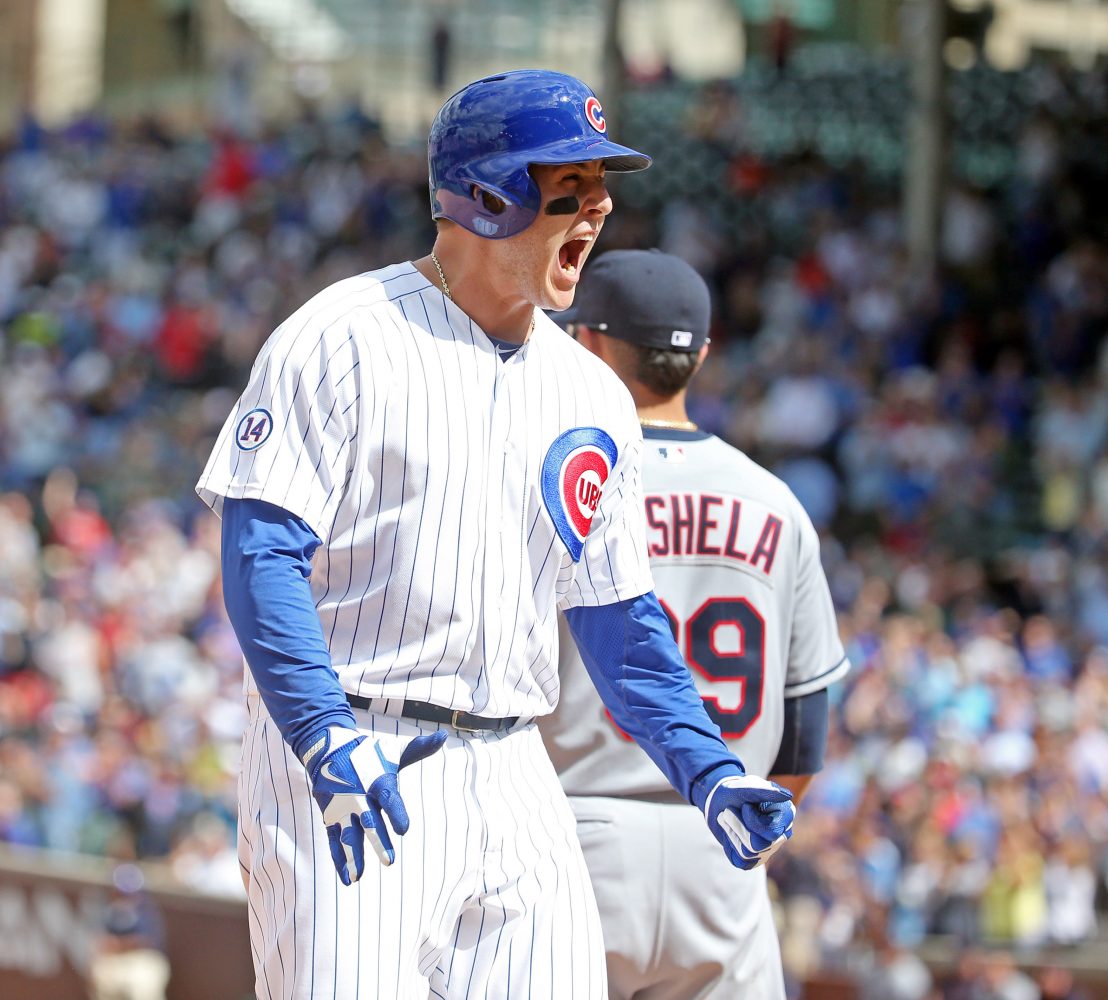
top-left (435, 170), bottom-right (540, 238)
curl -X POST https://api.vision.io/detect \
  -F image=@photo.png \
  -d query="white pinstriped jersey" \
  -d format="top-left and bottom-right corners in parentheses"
top-left (197, 262), bottom-right (654, 719)
top-left (543, 429), bottom-right (848, 797)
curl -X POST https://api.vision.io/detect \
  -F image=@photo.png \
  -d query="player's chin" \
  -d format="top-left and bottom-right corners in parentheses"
top-left (544, 281), bottom-right (577, 313)
top-left (546, 260), bottom-right (582, 310)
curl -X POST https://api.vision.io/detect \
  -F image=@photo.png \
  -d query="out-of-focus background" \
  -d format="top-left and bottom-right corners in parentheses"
top-left (1, 1), bottom-right (1107, 997)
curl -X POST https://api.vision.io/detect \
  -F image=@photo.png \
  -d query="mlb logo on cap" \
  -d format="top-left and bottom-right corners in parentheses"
top-left (671, 331), bottom-right (694, 348)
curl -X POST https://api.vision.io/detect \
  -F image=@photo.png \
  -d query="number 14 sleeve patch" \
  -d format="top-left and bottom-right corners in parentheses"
top-left (541, 427), bottom-right (618, 562)
top-left (235, 408), bottom-right (274, 451)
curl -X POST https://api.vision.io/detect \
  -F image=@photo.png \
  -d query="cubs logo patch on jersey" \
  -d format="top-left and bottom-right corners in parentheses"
top-left (542, 427), bottom-right (618, 561)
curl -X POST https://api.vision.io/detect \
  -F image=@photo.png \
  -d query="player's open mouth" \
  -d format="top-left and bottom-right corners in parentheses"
top-left (559, 236), bottom-right (592, 276)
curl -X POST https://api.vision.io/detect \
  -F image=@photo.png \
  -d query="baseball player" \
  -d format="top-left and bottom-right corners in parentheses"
top-left (540, 249), bottom-right (850, 1000)
top-left (197, 71), bottom-right (795, 1000)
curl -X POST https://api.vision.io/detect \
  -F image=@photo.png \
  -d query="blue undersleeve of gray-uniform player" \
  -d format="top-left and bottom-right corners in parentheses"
top-left (564, 594), bottom-right (747, 810)
top-left (771, 688), bottom-right (830, 775)
top-left (221, 497), bottom-right (358, 758)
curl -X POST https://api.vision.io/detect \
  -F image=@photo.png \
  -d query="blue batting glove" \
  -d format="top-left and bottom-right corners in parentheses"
top-left (703, 775), bottom-right (795, 871)
top-left (300, 726), bottom-right (448, 884)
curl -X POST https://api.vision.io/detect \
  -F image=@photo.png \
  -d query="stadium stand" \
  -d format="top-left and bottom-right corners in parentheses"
top-left (1, 51), bottom-right (1107, 996)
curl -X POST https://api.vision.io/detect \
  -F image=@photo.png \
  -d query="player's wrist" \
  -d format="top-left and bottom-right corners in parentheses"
top-left (690, 761), bottom-right (746, 812)
top-left (297, 724), bottom-right (362, 772)
top-left (292, 708), bottom-right (360, 763)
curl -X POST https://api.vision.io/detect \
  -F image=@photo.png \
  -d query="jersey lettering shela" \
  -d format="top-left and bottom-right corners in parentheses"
top-left (644, 492), bottom-right (782, 572)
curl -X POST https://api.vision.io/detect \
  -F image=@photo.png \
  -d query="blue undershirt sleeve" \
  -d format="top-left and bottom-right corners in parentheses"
top-left (770, 688), bottom-right (829, 775)
top-left (564, 593), bottom-right (746, 810)
top-left (220, 497), bottom-right (357, 759)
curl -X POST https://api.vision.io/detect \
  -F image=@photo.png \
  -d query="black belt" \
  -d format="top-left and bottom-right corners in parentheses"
top-left (347, 694), bottom-right (519, 733)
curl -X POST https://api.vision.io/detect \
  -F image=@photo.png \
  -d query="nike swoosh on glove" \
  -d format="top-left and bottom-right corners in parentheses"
top-left (703, 775), bottom-right (795, 871)
top-left (301, 725), bottom-right (448, 884)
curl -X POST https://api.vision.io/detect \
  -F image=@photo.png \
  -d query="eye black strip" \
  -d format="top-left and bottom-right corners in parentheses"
top-left (545, 196), bottom-right (580, 216)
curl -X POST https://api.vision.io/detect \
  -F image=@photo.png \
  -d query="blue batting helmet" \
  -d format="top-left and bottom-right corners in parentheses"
top-left (428, 69), bottom-right (652, 239)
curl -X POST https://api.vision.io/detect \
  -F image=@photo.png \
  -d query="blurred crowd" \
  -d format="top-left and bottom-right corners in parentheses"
top-left (1, 56), bottom-right (1107, 996)
top-left (655, 61), bottom-right (1108, 998)
top-left (0, 105), bottom-right (431, 896)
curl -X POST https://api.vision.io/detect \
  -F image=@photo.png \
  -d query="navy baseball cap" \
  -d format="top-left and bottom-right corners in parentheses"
top-left (556, 249), bottom-right (710, 352)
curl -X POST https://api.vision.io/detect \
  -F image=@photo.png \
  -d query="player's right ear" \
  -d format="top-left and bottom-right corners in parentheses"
top-left (695, 342), bottom-right (710, 370)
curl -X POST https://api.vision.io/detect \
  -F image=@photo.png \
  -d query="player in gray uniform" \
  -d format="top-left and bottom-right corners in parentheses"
top-left (541, 250), bottom-right (850, 1000)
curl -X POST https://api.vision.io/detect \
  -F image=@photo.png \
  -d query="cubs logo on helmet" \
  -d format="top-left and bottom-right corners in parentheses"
top-left (584, 96), bottom-right (606, 134)
top-left (541, 427), bottom-right (618, 561)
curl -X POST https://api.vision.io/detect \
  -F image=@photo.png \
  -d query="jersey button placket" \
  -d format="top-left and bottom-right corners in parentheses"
top-left (481, 354), bottom-right (509, 675)
top-left (490, 363), bottom-right (528, 647)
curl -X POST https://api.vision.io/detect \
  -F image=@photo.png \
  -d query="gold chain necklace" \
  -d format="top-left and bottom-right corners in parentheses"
top-left (430, 250), bottom-right (452, 300)
top-left (640, 418), bottom-right (698, 431)
top-left (429, 250), bottom-right (534, 339)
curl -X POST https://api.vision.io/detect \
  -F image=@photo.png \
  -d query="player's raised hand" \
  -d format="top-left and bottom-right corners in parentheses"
top-left (703, 775), bottom-right (795, 871)
top-left (300, 726), bottom-right (448, 884)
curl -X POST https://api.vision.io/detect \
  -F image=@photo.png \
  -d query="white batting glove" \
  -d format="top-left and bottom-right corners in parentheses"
top-left (703, 775), bottom-right (795, 871)
top-left (301, 725), bottom-right (448, 885)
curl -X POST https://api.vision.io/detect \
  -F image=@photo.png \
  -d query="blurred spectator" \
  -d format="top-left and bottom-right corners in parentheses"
top-left (980, 829), bottom-right (1047, 947)
top-left (1036, 966), bottom-right (1089, 1000)
top-left (86, 863), bottom-right (170, 1000)
top-left (977, 951), bottom-right (1038, 1000)
top-left (769, 4), bottom-right (797, 78)
top-left (1043, 837), bottom-right (1098, 946)
top-left (169, 810), bottom-right (244, 898)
